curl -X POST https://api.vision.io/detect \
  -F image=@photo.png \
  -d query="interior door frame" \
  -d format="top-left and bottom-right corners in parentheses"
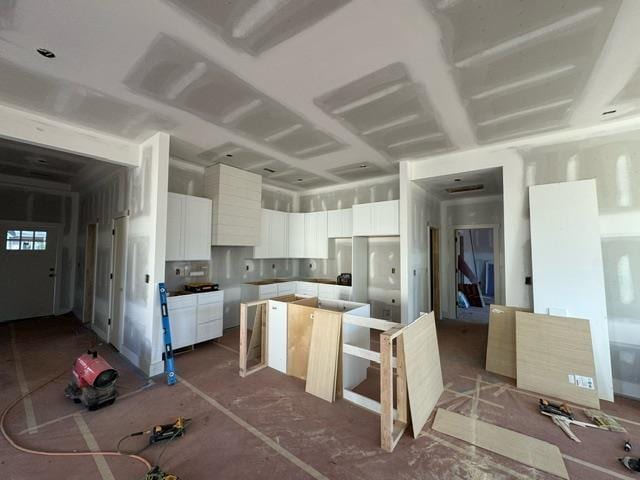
top-left (82, 223), bottom-right (98, 324)
top-left (107, 213), bottom-right (129, 350)
top-left (449, 224), bottom-right (500, 319)
top-left (0, 219), bottom-right (63, 318)
top-left (428, 226), bottom-right (440, 320)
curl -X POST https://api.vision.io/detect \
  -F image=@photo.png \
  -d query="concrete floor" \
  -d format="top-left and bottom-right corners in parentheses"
top-left (1, 315), bottom-right (639, 479)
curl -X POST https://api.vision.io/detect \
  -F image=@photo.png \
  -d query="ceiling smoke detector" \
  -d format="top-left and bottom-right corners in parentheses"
top-left (445, 184), bottom-right (485, 194)
top-left (36, 48), bottom-right (56, 58)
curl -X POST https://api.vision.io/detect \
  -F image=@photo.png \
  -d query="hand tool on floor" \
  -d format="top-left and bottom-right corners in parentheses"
top-left (539, 399), bottom-right (606, 442)
top-left (584, 408), bottom-right (627, 433)
top-left (64, 350), bottom-right (118, 410)
top-left (159, 282), bottom-right (177, 386)
top-left (150, 417), bottom-right (190, 444)
top-left (619, 456), bottom-right (640, 472)
top-left (625, 440), bottom-right (632, 452)
top-left (145, 465), bottom-right (180, 480)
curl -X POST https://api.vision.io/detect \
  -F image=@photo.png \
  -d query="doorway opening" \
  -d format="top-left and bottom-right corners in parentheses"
top-left (454, 227), bottom-right (496, 323)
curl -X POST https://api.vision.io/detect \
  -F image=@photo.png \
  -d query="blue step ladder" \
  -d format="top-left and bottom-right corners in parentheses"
top-left (158, 282), bottom-right (177, 386)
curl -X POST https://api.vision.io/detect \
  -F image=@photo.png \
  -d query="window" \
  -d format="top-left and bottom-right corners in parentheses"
top-left (5, 230), bottom-right (47, 251)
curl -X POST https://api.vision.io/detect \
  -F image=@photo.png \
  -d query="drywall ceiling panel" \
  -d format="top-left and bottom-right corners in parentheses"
top-left (611, 66), bottom-right (640, 112)
top-left (164, 0), bottom-right (350, 56)
top-left (426, 0), bottom-right (621, 143)
top-left (315, 63), bottom-right (450, 160)
top-left (125, 34), bottom-right (343, 158)
top-left (328, 162), bottom-right (386, 182)
top-left (270, 168), bottom-right (333, 188)
top-left (476, 107), bottom-right (569, 144)
top-left (0, 58), bottom-right (174, 140)
top-left (267, 126), bottom-right (343, 158)
top-left (247, 158), bottom-right (292, 178)
top-left (198, 142), bottom-right (291, 179)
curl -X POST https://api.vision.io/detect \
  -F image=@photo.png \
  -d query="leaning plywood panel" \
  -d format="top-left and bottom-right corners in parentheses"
top-left (287, 304), bottom-right (315, 380)
top-left (516, 311), bottom-right (600, 408)
top-left (403, 312), bottom-right (443, 438)
top-left (432, 409), bottom-right (569, 480)
top-left (529, 180), bottom-right (613, 401)
top-left (305, 310), bottom-right (342, 402)
top-left (485, 304), bottom-right (531, 379)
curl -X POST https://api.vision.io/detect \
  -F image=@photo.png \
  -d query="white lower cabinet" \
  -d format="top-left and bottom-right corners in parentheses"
top-left (276, 282), bottom-right (296, 296)
top-left (296, 282), bottom-right (319, 297)
top-left (318, 284), bottom-right (352, 300)
top-left (258, 284), bottom-right (278, 299)
top-left (167, 291), bottom-right (224, 348)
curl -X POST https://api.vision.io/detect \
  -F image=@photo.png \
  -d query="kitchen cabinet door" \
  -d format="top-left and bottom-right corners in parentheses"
top-left (288, 213), bottom-right (305, 258)
top-left (372, 200), bottom-right (399, 236)
top-left (169, 305), bottom-right (196, 349)
top-left (270, 211), bottom-right (289, 258)
top-left (184, 195), bottom-right (212, 260)
top-left (253, 209), bottom-right (270, 258)
top-left (166, 193), bottom-right (184, 261)
top-left (352, 203), bottom-right (372, 236)
top-left (267, 300), bottom-right (288, 373)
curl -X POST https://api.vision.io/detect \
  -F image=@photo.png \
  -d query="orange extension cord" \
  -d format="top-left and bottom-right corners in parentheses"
top-left (0, 369), bottom-right (153, 472)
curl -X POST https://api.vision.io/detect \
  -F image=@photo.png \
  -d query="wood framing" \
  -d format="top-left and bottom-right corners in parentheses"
top-left (380, 325), bottom-right (408, 452)
top-left (239, 299), bottom-right (269, 378)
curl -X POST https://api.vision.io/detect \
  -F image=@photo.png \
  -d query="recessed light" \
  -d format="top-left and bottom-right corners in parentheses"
top-left (296, 178), bottom-right (303, 182)
top-left (225, 153), bottom-right (233, 158)
top-left (359, 164), bottom-right (367, 168)
top-left (454, 178), bottom-right (461, 182)
top-left (36, 48), bottom-right (56, 59)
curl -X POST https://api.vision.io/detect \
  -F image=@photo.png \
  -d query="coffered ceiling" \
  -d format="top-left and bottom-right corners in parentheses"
top-left (0, 0), bottom-right (639, 189)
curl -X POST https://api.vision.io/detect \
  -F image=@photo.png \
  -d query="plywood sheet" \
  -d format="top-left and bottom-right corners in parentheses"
top-left (403, 312), bottom-right (443, 438)
top-left (432, 409), bottom-right (569, 480)
top-left (516, 311), bottom-right (600, 409)
top-left (305, 310), bottom-right (342, 402)
top-left (287, 304), bottom-right (315, 380)
top-left (485, 304), bottom-right (531, 379)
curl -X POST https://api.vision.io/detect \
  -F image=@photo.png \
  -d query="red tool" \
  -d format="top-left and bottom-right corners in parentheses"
top-left (65, 350), bottom-right (118, 410)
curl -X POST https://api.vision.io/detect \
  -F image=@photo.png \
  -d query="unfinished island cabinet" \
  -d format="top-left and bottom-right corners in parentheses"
top-left (166, 192), bottom-right (212, 261)
top-left (352, 200), bottom-right (399, 236)
top-left (205, 164), bottom-right (262, 246)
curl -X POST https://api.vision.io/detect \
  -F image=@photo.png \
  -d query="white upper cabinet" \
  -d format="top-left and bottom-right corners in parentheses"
top-left (328, 208), bottom-right (352, 238)
top-left (166, 192), bottom-right (212, 261)
top-left (304, 211), bottom-right (328, 258)
top-left (288, 213), bottom-right (305, 258)
top-left (253, 209), bottom-right (289, 259)
top-left (352, 200), bottom-right (399, 236)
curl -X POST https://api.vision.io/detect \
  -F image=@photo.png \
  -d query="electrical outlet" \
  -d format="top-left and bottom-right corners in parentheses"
top-left (175, 268), bottom-right (181, 276)
top-left (272, 264), bottom-right (276, 269)
top-left (382, 309), bottom-right (391, 319)
top-left (391, 267), bottom-right (396, 274)
top-left (246, 265), bottom-right (249, 271)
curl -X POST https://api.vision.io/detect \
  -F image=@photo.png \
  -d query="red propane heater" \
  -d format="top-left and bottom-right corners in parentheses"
top-left (65, 350), bottom-right (118, 410)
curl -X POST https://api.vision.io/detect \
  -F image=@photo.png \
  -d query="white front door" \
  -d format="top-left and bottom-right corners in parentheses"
top-left (0, 223), bottom-right (59, 322)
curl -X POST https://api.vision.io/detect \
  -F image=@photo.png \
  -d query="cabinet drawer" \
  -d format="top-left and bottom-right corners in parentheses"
top-left (168, 294), bottom-right (197, 309)
top-left (197, 302), bottom-right (223, 324)
top-left (258, 284), bottom-right (278, 299)
top-left (276, 282), bottom-right (296, 296)
top-left (296, 282), bottom-right (318, 297)
top-left (196, 320), bottom-right (223, 343)
top-left (197, 291), bottom-right (224, 305)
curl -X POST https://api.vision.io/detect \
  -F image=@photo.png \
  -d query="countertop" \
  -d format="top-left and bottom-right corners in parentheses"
top-left (244, 278), bottom-right (346, 286)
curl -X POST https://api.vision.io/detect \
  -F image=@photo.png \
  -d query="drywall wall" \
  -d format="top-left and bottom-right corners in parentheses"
top-left (404, 127), bottom-right (640, 398)
top-left (401, 175), bottom-right (441, 324)
top-left (299, 179), bottom-right (402, 320)
top-left (75, 167), bottom-right (129, 339)
top-left (0, 184), bottom-right (78, 316)
top-left (76, 133), bottom-right (169, 377)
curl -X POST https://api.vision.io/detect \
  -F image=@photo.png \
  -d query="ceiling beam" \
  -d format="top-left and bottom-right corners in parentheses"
top-left (570, 0), bottom-right (640, 125)
top-left (0, 103), bottom-right (140, 168)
